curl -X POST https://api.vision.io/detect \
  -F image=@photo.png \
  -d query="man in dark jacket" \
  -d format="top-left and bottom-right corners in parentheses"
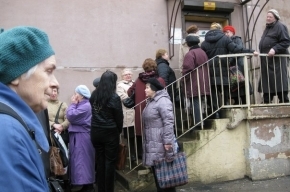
top-left (258, 9), bottom-right (290, 104)
top-left (201, 22), bottom-right (258, 118)
top-left (155, 49), bottom-right (177, 101)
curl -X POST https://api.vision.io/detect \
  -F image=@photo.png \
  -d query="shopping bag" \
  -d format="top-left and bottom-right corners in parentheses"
top-left (153, 152), bottom-right (188, 189)
top-left (116, 143), bottom-right (127, 170)
top-left (229, 66), bottom-right (245, 92)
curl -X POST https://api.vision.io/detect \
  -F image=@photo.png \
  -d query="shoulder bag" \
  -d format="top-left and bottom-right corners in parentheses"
top-left (54, 103), bottom-right (69, 145)
top-left (116, 135), bottom-right (127, 170)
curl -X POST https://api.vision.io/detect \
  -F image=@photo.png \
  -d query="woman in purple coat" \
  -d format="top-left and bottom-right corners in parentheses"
top-left (142, 78), bottom-right (176, 192)
top-left (67, 85), bottom-right (95, 192)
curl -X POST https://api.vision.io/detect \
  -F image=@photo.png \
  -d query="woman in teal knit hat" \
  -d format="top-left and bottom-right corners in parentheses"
top-left (0, 26), bottom-right (59, 192)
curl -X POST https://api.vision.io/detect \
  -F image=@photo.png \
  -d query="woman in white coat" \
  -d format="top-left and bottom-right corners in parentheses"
top-left (116, 68), bottom-right (136, 161)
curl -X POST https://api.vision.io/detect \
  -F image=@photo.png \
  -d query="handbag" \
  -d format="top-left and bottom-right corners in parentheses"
top-left (54, 103), bottom-right (69, 145)
top-left (116, 135), bottom-right (127, 170)
top-left (229, 66), bottom-right (245, 92)
top-left (50, 134), bottom-right (66, 176)
top-left (50, 131), bottom-right (69, 168)
top-left (153, 152), bottom-right (188, 189)
top-left (122, 92), bottom-right (135, 108)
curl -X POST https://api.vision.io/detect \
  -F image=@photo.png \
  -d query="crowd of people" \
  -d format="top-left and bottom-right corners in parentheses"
top-left (0, 8), bottom-right (289, 192)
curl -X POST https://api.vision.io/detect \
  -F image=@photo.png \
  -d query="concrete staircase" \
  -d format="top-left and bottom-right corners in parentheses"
top-left (116, 108), bottom-right (250, 191)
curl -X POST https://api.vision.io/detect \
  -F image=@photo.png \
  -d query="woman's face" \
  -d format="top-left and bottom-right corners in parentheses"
top-left (74, 92), bottom-right (84, 102)
top-left (162, 52), bottom-right (169, 61)
top-left (224, 30), bottom-right (233, 37)
top-left (122, 72), bottom-right (132, 81)
top-left (50, 88), bottom-right (59, 101)
top-left (145, 84), bottom-right (156, 98)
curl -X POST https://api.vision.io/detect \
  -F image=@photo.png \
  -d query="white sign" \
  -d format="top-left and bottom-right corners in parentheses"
top-left (170, 27), bottom-right (182, 44)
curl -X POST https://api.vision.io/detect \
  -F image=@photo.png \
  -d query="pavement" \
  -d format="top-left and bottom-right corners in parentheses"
top-left (114, 175), bottom-right (290, 192)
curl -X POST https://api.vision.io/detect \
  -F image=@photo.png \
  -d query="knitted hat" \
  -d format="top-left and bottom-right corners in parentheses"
top-left (268, 9), bottom-right (280, 20)
top-left (146, 78), bottom-right (164, 91)
top-left (186, 25), bottom-right (199, 34)
top-left (93, 77), bottom-right (101, 88)
top-left (186, 36), bottom-right (200, 47)
top-left (223, 25), bottom-right (236, 35)
top-left (0, 26), bottom-right (55, 84)
top-left (210, 22), bottom-right (222, 30)
top-left (75, 85), bottom-right (91, 99)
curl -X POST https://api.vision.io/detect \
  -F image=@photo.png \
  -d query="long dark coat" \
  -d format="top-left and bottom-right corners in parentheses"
top-left (182, 46), bottom-right (210, 98)
top-left (258, 21), bottom-right (290, 93)
top-left (201, 29), bottom-right (254, 86)
top-left (127, 71), bottom-right (165, 136)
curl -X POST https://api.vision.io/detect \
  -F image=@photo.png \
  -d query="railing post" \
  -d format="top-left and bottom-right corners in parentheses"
top-left (244, 55), bottom-right (250, 109)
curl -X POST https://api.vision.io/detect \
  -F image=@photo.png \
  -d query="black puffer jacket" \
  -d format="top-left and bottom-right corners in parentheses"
top-left (156, 58), bottom-right (176, 101)
top-left (90, 92), bottom-right (123, 133)
top-left (201, 29), bottom-right (254, 85)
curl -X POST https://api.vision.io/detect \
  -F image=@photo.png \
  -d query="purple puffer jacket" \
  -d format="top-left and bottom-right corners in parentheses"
top-left (142, 89), bottom-right (175, 166)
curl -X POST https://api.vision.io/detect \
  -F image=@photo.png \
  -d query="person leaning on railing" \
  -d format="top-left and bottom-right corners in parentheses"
top-left (201, 22), bottom-right (258, 118)
top-left (258, 9), bottom-right (290, 104)
top-left (223, 25), bottom-right (253, 105)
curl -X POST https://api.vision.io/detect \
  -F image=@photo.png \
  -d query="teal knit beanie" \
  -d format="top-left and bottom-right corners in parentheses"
top-left (0, 26), bottom-right (55, 84)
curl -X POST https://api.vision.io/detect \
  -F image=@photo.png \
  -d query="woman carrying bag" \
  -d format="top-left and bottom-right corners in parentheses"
top-left (142, 78), bottom-right (177, 192)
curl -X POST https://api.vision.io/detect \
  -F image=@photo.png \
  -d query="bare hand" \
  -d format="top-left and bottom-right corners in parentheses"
top-left (71, 95), bottom-right (78, 104)
top-left (164, 144), bottom-right (172, 151)
top-left (268, 48), bottom-right (275, 57)
top-left (53, 124), bottom-right (63, 133)
top-left (253, 51), bottom-right (259, 56)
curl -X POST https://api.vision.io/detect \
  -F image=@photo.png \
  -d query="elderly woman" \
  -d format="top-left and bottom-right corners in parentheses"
top-left (47, 87), bottom-right (70, 145)
top-left (0, 26), bottom-right (58, 191)
top-left (117, 68), bottom-right (136, 161)
top-left (127, 58), bottom-right (165, 159)
top-left (66, 85), bottom-right (95, 192)
top-left (142, 78), bottom-right (176, 192)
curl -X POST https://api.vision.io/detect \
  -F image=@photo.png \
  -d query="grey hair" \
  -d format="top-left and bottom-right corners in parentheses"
top-left (21, 64), bottom-right (38, 80)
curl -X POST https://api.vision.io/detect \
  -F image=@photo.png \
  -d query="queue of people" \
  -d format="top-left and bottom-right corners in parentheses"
top-left (0, 7), bottom-right (289, 192)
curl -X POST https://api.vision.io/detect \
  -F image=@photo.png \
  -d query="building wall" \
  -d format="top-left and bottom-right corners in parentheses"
top-left (1, 0), bottom-right (289, 103)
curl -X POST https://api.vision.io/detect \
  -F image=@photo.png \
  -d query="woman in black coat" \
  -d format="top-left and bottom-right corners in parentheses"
top-left (258, 9), bottom-right (290, 104)
top-left (201, 22), bottom-right (258, 117)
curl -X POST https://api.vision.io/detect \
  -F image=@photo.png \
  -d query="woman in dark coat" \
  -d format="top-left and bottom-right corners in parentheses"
top-left (201, 22), bottom-right (258, 117)
top-left (90, 71), bottom-right (123, 192)
top-left (258, 9), bottom-right (290, 103)
top-left (155, 49), bottom-right (177, 101)
top-left (182, 36), bottom-right (210, 126)
top-left (127, 58), bottom-right (165, 158)
top-left (142, 78), bottom-right (176, 192)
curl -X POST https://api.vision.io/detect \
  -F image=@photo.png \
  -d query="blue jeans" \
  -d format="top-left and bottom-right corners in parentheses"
top-left (91, 127), bottom-right (119, 192)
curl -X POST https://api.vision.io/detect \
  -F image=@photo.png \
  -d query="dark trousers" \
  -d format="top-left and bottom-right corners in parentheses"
top-left (210, 85), bottom-right (229, 112)
top-left (91, 127), bottom-right (119, 192)
top-left (189, 97), bottom-right (201, 126)
top-left (263, 92), bottom-right (289, 104)
top-left (151, 166), bottom-right (176, 192)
